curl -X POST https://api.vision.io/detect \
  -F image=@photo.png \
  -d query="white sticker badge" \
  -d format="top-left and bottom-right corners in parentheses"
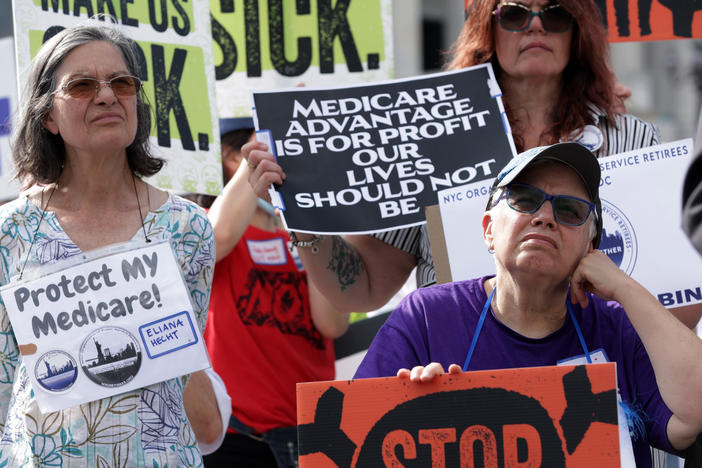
top-left (247, 238), bottom-right (288, 266)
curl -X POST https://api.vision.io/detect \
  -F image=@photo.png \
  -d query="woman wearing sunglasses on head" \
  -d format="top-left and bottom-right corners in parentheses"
top-left (0, 24), bottom-right (215, 466)
top-left (354, 143), bottom-right (702, 467)
top-left (243, 0), bottom-right (666, 326)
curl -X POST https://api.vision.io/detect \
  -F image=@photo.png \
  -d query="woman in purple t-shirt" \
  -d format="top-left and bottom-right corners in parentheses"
top-left (355, 142), bottom-right (702, 467)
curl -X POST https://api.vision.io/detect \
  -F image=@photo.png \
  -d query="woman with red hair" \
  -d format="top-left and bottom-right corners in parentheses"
top-left (244, 0), bottom-right (660, 319)
top-left (450, 0), bottom-right (653, 153)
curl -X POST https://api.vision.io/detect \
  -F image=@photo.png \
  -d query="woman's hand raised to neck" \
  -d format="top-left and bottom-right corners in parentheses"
top-left (484, 271), bottom-right (570, 339)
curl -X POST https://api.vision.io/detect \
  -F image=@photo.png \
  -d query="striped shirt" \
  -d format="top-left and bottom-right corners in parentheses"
top-left (374, 110), bottom-right (661, 288)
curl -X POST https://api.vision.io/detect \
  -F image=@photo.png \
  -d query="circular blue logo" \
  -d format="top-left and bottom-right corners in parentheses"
top-left (568, 125), bottom-right (604, 152)
top-left (599, 199), bottom-right (638, 275)
top-left (35, 350), bottom-right (78, 392)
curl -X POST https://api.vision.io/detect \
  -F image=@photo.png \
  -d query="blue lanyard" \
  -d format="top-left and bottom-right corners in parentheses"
top-left (567, 300), bottom-right (592, 364)
top-left (462, 286), bottom-right (591, 371)
top-left (462, 288), bottom-right (495, 371)
top-left (257, 198), bottom-right (277, 216)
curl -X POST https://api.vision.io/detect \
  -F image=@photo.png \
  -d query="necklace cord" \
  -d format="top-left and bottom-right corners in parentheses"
top-left (18, 173), bottom-right (151, 281)
top-left (19, 184), bottom-right (57, 280)
top-left (132, 172), bottom-right (151, 243)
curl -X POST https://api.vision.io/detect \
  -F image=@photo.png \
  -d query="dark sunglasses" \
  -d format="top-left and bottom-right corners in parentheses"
top-left (497, 182), bottom-right (595, 226)
top-left (52, 75), bottom-right (142, 99)
top-left (493, 2), bottom-right (574, 33)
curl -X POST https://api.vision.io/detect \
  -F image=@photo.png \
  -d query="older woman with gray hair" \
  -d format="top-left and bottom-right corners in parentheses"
top-left (0, 24), bottom-right (214, 466)
top-left (355, 142), bottom-right (702, 467)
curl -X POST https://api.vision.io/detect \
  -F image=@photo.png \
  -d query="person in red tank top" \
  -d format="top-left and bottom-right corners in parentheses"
top-left (201, 118), bottom-right (349, 467)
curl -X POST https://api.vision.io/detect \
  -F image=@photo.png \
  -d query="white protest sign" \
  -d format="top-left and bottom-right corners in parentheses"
top-left (437, 139), bottom-right (702, 308)
top-left (12, 1), bottom-right (222, 196)
top-left (0, 241), bottom-right (209, 413)
top-left (0, 37), bottom-right (20, 202)
top-left (437, 179), bottom-right (496, 281)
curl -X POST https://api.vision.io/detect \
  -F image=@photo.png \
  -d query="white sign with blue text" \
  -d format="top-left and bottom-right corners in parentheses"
top-left (437, 139), bottom-right (702, 309)
top-left (0, 240), bottom-right (209, 413)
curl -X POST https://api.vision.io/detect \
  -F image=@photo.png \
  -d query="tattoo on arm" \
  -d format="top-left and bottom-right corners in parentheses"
top-left (326, 236), bottom-right (365, 291)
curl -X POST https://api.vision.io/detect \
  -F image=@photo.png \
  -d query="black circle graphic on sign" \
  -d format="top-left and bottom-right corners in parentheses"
top-left (35, 350), bottom-right (78, 392)
top-left (80, 327), bottom-right (142, 388)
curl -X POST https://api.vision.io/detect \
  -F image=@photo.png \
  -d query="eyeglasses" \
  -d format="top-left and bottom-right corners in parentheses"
top-left (497, 183), bottom-right (595, 226)
top-left (493, 2), bottom-right (574, 33)
top-left (52, 75), bottom-right (142, 99)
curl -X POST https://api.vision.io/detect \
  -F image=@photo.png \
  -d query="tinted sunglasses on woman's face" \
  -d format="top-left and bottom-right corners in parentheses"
top-left (497, 182), bottom-right (595, 226)
top-left (52, 75), bottom-right (142, 100)
top-left (493, 2), bottom-right (574, 33)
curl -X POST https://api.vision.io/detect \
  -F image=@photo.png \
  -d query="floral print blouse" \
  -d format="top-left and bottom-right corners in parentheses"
top-left (0, 193), bottom-right (215, 467)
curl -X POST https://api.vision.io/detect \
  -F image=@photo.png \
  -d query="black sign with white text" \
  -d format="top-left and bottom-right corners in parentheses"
top-left (253, 64), bottom-right (515, 234)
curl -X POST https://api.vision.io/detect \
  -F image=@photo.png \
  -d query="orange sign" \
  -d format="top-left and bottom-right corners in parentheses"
top-left (598, 0), bottom-right (702, 41)
top-left (297, 364), bottom-right (619, 467)
top-left (464, 0), bottom-right (702, 41)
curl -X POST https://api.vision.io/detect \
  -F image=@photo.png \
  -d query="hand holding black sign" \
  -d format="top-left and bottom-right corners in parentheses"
top-left (251, 65), bottom-right (516, 234)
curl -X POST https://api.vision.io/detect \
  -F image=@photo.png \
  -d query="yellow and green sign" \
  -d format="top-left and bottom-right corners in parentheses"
top-left (15, 0), bottom-right (222, 195)
top-left (210, 0), bottom-right (394, 118)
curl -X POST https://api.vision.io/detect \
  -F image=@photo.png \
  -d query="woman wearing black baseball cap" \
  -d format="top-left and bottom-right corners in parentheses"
top-left (355, 143), bottom-right (702, 467)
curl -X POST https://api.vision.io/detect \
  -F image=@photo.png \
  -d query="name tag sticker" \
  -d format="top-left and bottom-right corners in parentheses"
top-left (139, 311), bottom-right (199, 359)
top-left (247, 238), bottom-right (287, 265)
top-left (557, 348), bottom-right (609, 366)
